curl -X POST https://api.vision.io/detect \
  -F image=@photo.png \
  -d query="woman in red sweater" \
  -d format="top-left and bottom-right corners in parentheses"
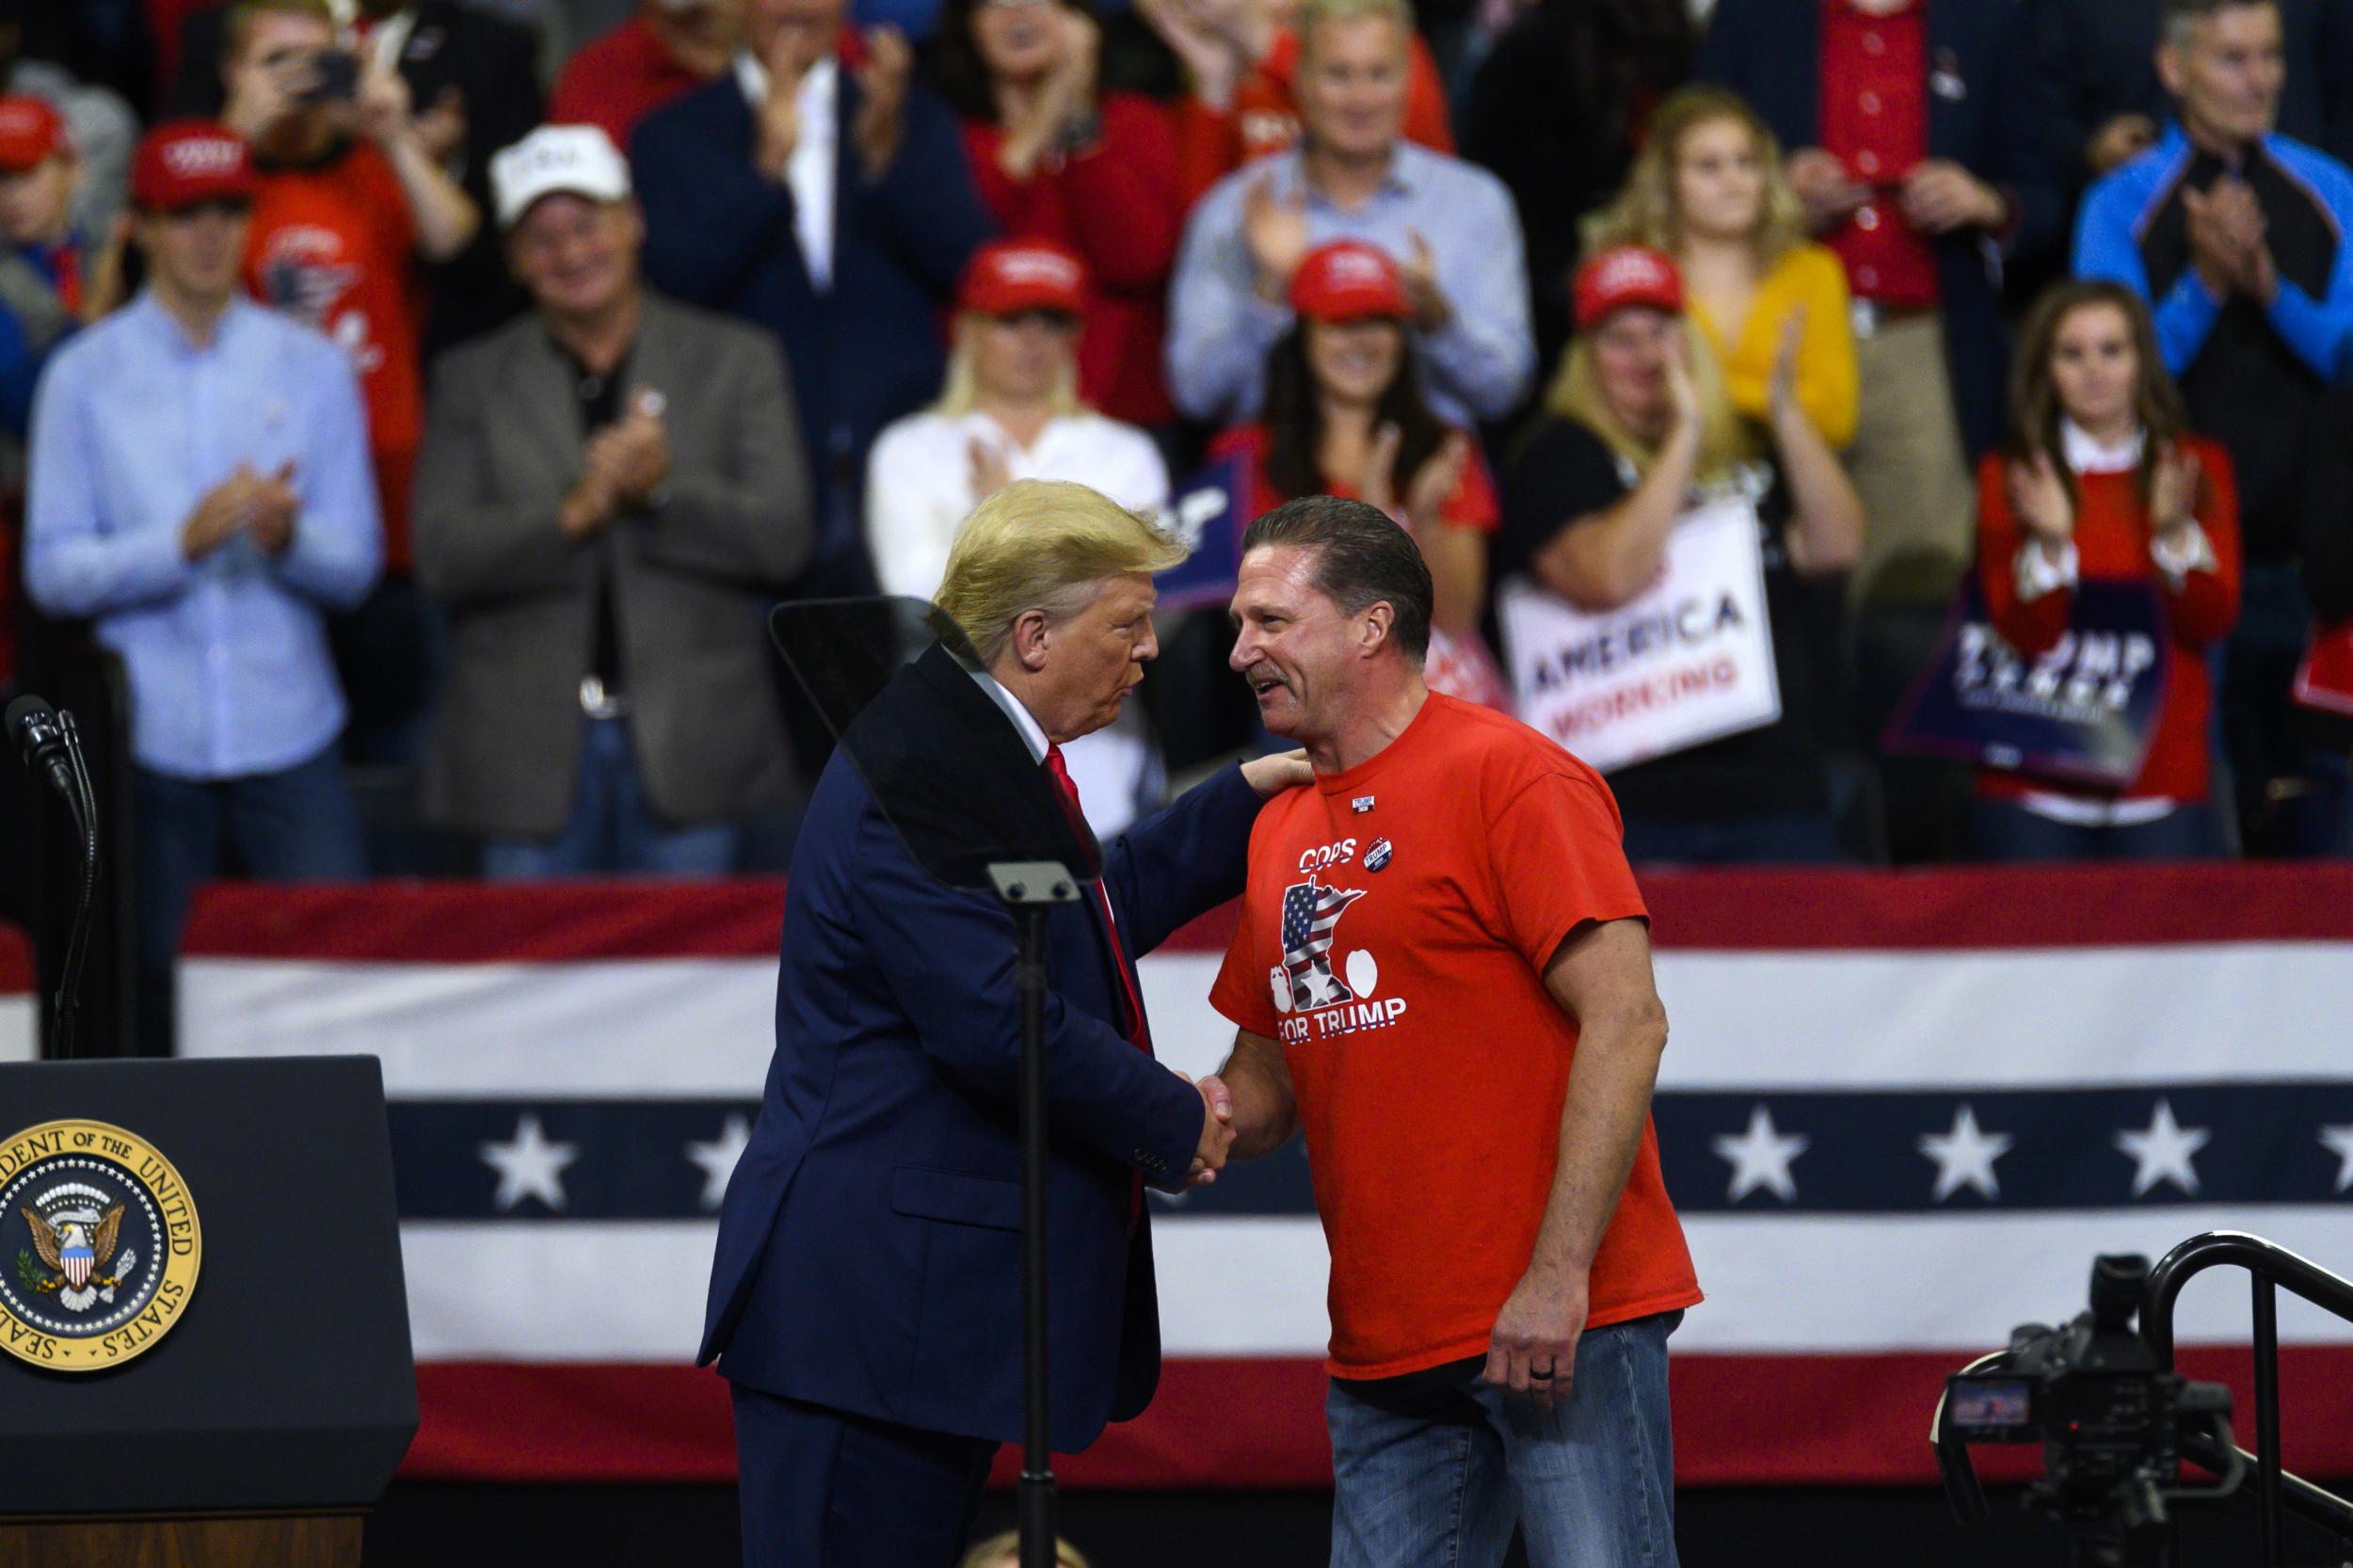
top-left (1970, 280), bottom-right (2242, 861)
top-left (929, 0), bottom-right (1183, 426)
top-left (1210, 240), bottom-right (1510, 708)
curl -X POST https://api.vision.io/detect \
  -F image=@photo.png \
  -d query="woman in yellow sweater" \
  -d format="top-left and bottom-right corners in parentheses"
top-left (1585, 85), bottom-right (1857, 452)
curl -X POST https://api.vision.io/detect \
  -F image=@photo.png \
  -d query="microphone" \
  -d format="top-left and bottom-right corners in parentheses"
top-left (6, 694), bottom-right (78, 807)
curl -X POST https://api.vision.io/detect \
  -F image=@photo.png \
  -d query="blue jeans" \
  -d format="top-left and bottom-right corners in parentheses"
top-left (480, 716), bottom-right (737, 878)
top-left (134, 744), bottom-right (368, 1052)
top-left (1327, 1313), bottom-right (1681, 1568)
top-left (1966, 799), bottom-right (2215, 863)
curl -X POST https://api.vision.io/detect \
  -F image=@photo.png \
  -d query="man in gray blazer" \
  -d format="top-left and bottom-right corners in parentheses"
top-left (414, 124), bottom-right (812, 875)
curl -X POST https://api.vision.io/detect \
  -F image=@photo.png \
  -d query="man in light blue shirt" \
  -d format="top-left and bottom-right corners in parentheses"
top-left (1164, 0), bottom-right (1533, 428)
top-left (24, 120), bottom-right (380, 1048)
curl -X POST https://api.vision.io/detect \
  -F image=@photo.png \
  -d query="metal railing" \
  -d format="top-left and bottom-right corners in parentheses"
top-left (2141, 1231), bottom-right (2353, 1565)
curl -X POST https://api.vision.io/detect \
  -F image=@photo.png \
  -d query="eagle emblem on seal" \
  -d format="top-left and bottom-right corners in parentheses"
top-left (19, 1185), bottom-right (138, 1313)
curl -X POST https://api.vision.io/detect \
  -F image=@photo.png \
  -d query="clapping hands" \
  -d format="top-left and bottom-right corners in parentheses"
top-left (1243, 175), bottom-right (1310, 299)
top-left (2184, 177), bottom-right (2276, 304)
top-left (2007, 449), bottom-right (2074, 551)
top-left (183, 461), bottom-right (300, 561)
top-left (968, 435), bottom-right (1015, 502)
top-left (1360, 423), bottom-right (1470, 535)
top-left (2149, 442), bottom-right (2202, 535)
top-left (564, 391), bottom-right (671, 538)
top-left (853, 26), bottom-right (917, 179)
top-left (1134, 0), bottom-right (1269, 111)
top-left (997, 8), bottom-right (1101, 180)
top-left (1399, 231), bottom-right (1451, 332)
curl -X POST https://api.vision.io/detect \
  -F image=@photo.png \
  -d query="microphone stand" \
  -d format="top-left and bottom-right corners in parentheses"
top-left (50, 712), bottom-right (100, 1060)
top-left (987, 859), bottom-right (1081, 1568)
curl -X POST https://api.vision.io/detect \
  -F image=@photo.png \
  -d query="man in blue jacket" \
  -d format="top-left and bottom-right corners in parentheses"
top-left (631, 0), bottom-right (995, 596)
top-left (701, 478), bottom-right (1308, 1566)
top-left (2076, 0), bottom-right (2353, 853)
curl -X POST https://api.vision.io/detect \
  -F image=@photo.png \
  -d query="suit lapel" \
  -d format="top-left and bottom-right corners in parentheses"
top-left (623, 296), bottom-right (676, 423)
top-left (904, 649), bottom-right (1141, 1035)
top-left (506, 326), bottom-right (585, 480)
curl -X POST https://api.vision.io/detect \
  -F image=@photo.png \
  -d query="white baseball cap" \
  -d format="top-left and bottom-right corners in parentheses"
top-left (490, 124), bottom-right (632, 230)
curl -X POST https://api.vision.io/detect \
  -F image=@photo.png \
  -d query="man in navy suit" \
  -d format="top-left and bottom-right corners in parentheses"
top-left (700, 478), bottom-right (1310, 1567)
top-left (631, 0), bottom-right (996, 595)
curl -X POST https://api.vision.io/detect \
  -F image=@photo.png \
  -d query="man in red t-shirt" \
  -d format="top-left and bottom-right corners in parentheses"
top-left (1206, 494), bottom-right (1700, 1566)
top-left (221, 0), bottom-right (480, 761)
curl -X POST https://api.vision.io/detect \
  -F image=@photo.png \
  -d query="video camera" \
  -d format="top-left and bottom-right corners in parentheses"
top-left (1935, 1255), bottom-right (2242, 1568)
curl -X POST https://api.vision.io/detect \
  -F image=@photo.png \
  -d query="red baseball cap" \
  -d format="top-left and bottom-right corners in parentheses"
top-left (1573, 246), bottom-right (1685, 331)
top-left (1289, 241), bottom-right (1409, 324)
top-left (958, 240), bottom-right (1089, 317)
top-left (131, 120), bottom-right (256, 213)
top-left (0, 96), bottom-right (67, 173)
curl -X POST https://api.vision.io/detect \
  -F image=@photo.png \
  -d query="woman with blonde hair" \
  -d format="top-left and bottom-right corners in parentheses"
top-left (867, 241), bottom-right (1170, 606)
top-left (866, 241), bottom-right (1172, 835)
top-left (1585, 84), bottom-right (1856, 451)
top-left (1498, 247), bottom-right (1864, 863)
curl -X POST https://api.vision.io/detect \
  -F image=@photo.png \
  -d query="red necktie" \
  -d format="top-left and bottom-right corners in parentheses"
top-left (1044, 744), bottom-right (1153, 1229)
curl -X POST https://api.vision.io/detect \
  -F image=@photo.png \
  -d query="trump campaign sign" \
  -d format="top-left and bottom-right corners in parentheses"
top-left (1884, 579), bottom-right (2168, 787)
top-left (1497, 495), bottom-right (1782, 774)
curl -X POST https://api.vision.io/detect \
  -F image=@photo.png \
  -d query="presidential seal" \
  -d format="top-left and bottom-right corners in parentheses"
top-left (0, 1120), bottom-right (201, 1371)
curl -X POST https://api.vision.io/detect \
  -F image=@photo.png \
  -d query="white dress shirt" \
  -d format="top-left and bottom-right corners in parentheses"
top-left (735, 51), bottom-right (839, 291)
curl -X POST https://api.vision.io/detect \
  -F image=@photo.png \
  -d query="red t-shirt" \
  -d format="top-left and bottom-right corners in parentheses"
top-left (244, 142), bottom-right (424, 569)
top-left (1817, 0), bottom-right (1939, 309)
top-left (1975, 436), bottom-right (2243, 804)
top-left (549, 16), bottom-right (716, 153)
top-left (1209, 694), bottom-right (1702, 1379)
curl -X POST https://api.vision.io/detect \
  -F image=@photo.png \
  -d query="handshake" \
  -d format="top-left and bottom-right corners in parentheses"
top-left (1176, 1071), bottom-right (1237, 1191)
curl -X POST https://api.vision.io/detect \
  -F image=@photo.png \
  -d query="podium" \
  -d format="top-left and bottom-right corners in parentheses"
top-left (0, 1057), bottom-right (416, 1567)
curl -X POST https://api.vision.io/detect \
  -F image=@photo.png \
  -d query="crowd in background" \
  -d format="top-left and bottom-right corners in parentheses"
top-left (4, 0), bottom-right (2353, 1032)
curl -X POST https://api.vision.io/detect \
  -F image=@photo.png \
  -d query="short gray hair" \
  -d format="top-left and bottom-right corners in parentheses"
top-left (2161, 0), bottom-right (2278, 48)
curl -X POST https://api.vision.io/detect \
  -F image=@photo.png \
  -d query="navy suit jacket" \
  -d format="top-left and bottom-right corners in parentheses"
top-left (1695, 0), bottom-right (2067, 461)
top-left (631, 69), bottom-right (997, 591)
top-left (699, 644), bottom-right (1265, 1450)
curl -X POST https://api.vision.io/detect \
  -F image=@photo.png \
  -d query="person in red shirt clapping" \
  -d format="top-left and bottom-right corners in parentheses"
top-left (1971, 280), bottom-right (2243, 861)
top-left (929, 0), bottom-right (1183, 426)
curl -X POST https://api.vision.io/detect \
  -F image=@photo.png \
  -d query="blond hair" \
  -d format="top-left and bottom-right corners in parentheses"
top-left (1544, 318), bottom-right (1750, 490)
top-left (1582, 86), bottom-right (1809, 268)
top-left (958, 1532), bottom-right (1093, 1568)
top-left (935, 313), bottom-right (1085, 421)
top-left (1297, 0), bottom-right (1414, 56)
top-left (935, 479), bottom-right (1186, 665)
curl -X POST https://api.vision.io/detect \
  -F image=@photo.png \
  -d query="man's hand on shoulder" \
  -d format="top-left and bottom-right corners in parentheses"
top-left (1241, 748), bottom-right (1314, 798)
